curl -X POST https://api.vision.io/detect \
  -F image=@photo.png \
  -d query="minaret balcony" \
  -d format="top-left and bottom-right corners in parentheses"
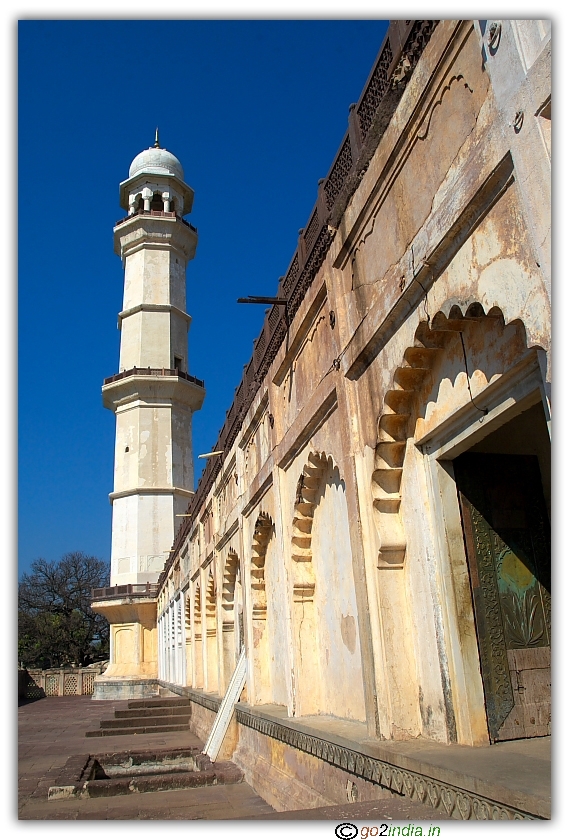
top-left (104, 366), bottom-right (204, 388)
top-left (113, 210), bottom-right (198, 261)
top-left (114, 208), bottom-right (197, 232)
top-left (102, 366), bottom-right (205, 412)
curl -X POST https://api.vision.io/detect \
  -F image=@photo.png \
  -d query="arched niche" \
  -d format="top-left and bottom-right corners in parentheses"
top-left (291, 452), bottom-right (366, 720)
top-left (249, 512), bottom-right (274, 704)
top-left (221, 551), bottom-right (242, 689)
top-left (192, 581), bottom-right (203, 688)
top-left (205, 568), bottom-right (219, 693)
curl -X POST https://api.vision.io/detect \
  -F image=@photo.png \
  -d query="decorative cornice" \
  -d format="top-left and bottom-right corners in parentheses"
top-left (102, 372), bottom-right (205, 413)
top-left (234, 708), bottom-right (540, 821)
top-left (118, 303), bottom-right (192, 327)
top-left (241, 472), bottom-right (273, 518)
top-left (278, 387), bottom-right (338, 471)
top-left (109, 486), bottom-right (195, 502)
top-left (215, 519), bottom-right (239, 552)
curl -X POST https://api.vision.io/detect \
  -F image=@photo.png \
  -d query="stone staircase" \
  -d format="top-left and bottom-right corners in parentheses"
top-left (86, 697), bottom-right (191, 738)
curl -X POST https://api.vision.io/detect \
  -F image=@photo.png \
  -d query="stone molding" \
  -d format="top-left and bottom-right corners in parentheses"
top-left (118, 302), bottom-right (192, 328)
top-left (114, 213), bottom-right (197, 262)
top-left (102, 372), bottom-right (205, 412)
top-left (234, 707), bottom-right (540, 821)
top-left (215, 519), bottom-right (239, 552)
top-left (158, 679), bottom-right (221, 713)
top-left (108, 486), bottom-right (195, 502)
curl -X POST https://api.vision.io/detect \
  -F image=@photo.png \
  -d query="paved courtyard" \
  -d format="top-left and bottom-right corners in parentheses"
top-left (18, 695), bottom-right (446, 822)
top-left (18, 695), bottom-right (275, 820)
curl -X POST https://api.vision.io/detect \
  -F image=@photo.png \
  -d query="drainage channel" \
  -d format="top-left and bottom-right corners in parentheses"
top-left (48, 747), bottom-right (243, 799)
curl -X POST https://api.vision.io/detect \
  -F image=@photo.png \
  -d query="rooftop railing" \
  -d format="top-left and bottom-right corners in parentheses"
top-left (159, 20), bottom-right (439, 589)
top-left (92, 583), bottom-right (159, 600)
top-left (103, 366), bottom-right (205, 388)
top-left (115, 209), bottom-right (196, 231)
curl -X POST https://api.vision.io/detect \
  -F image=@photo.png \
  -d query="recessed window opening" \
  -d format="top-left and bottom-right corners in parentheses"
top-left (150, 192), bottom-right (164, 212)
top-left (174, 356), bottom-right (183, 371)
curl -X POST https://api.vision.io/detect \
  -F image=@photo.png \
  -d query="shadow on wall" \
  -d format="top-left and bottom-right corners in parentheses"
top-left (18, 670), bottom-right (46, 705)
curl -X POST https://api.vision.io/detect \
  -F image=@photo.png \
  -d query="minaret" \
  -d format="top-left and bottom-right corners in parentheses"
top-left (102, 134), bottom-right (205, 587)
top-left (91, 136), bottom-right (204, 699)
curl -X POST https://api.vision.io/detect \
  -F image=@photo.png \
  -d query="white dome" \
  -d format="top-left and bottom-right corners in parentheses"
top-left (128, 147), bottom-right (184, 181)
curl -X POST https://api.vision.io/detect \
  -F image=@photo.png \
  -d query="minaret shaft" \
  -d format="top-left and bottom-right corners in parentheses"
top-left (103, 146), bottom-right (204, 587)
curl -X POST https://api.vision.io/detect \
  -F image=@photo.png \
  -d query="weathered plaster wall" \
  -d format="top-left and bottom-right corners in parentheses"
top-left (308, 458), bottom-right (366, 720)
top-left (264, 528), bottom-right (290, 707)
top-left (232, 723), bottom-right (397, 812)
top-left (156, 20), bottom-right (550, 763)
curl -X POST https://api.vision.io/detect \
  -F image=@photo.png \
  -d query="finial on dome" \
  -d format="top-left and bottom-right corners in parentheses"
top-left (154, 127), bottom-right (161, 148)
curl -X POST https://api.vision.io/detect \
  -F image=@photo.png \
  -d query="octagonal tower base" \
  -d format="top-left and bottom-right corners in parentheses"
top-left (91, 589), bottom-right (159, 700)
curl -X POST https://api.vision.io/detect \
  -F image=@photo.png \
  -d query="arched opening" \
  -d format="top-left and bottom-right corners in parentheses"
top-left (150, 191), bottom-right (164, 212)
top-left (371, 304), bottom-right (550, 743)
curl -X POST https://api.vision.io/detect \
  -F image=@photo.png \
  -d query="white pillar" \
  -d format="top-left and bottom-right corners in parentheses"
top-left (169, 605), bottom-right (174, 684)
top-left (158, 616), bottom-right (164, 680)
top-left (181, 593), bottom-right (187, 686)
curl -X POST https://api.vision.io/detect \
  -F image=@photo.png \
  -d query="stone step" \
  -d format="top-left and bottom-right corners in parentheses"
top-left (114, 706), bottom-right (192, 719)
top-left (86, 722), bottom-right (190, 737)
top-left (98, 713), bottom-right (191, 729)
top-left (127, 697), bottom-right (190, 709)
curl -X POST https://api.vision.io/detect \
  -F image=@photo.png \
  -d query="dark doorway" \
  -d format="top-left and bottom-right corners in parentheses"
top-left (454, 443), bottom-right (550, 742)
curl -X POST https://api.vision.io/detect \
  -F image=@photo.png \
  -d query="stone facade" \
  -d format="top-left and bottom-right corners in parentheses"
top-left (95, 20), bottom-right (551, 813)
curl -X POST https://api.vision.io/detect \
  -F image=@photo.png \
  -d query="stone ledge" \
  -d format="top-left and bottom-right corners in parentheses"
top-left (157, 680), bottom-right (222, 713)
top-left (234, 704), bottom-right (548, 821)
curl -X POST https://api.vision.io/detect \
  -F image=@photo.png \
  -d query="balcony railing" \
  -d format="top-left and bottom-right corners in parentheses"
top-left (92, 583), bottom-right (159, 600)
top-left (115, 209), bottom-right (196, 231)
top-left (103, 367), bottom-right (205, 388)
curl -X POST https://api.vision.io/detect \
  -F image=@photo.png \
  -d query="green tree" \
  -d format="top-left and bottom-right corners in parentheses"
top-left (18, 552), bottom-right (110, 668)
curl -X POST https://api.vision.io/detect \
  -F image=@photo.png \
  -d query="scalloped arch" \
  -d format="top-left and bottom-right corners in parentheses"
top-left (222, 551), bottom-right (240, 612)
top-left (251, 512), bottom-right (274, 619)
top-left (291, 451), bottom-right (341, 603)
top-left (193, 581), bottom-right (202, 627)
top-left (372, 304), bottom-right (535, 569)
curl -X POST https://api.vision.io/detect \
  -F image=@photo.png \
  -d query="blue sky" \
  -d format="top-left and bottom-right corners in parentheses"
top-left (17, 18), bottom-right (390, 575)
